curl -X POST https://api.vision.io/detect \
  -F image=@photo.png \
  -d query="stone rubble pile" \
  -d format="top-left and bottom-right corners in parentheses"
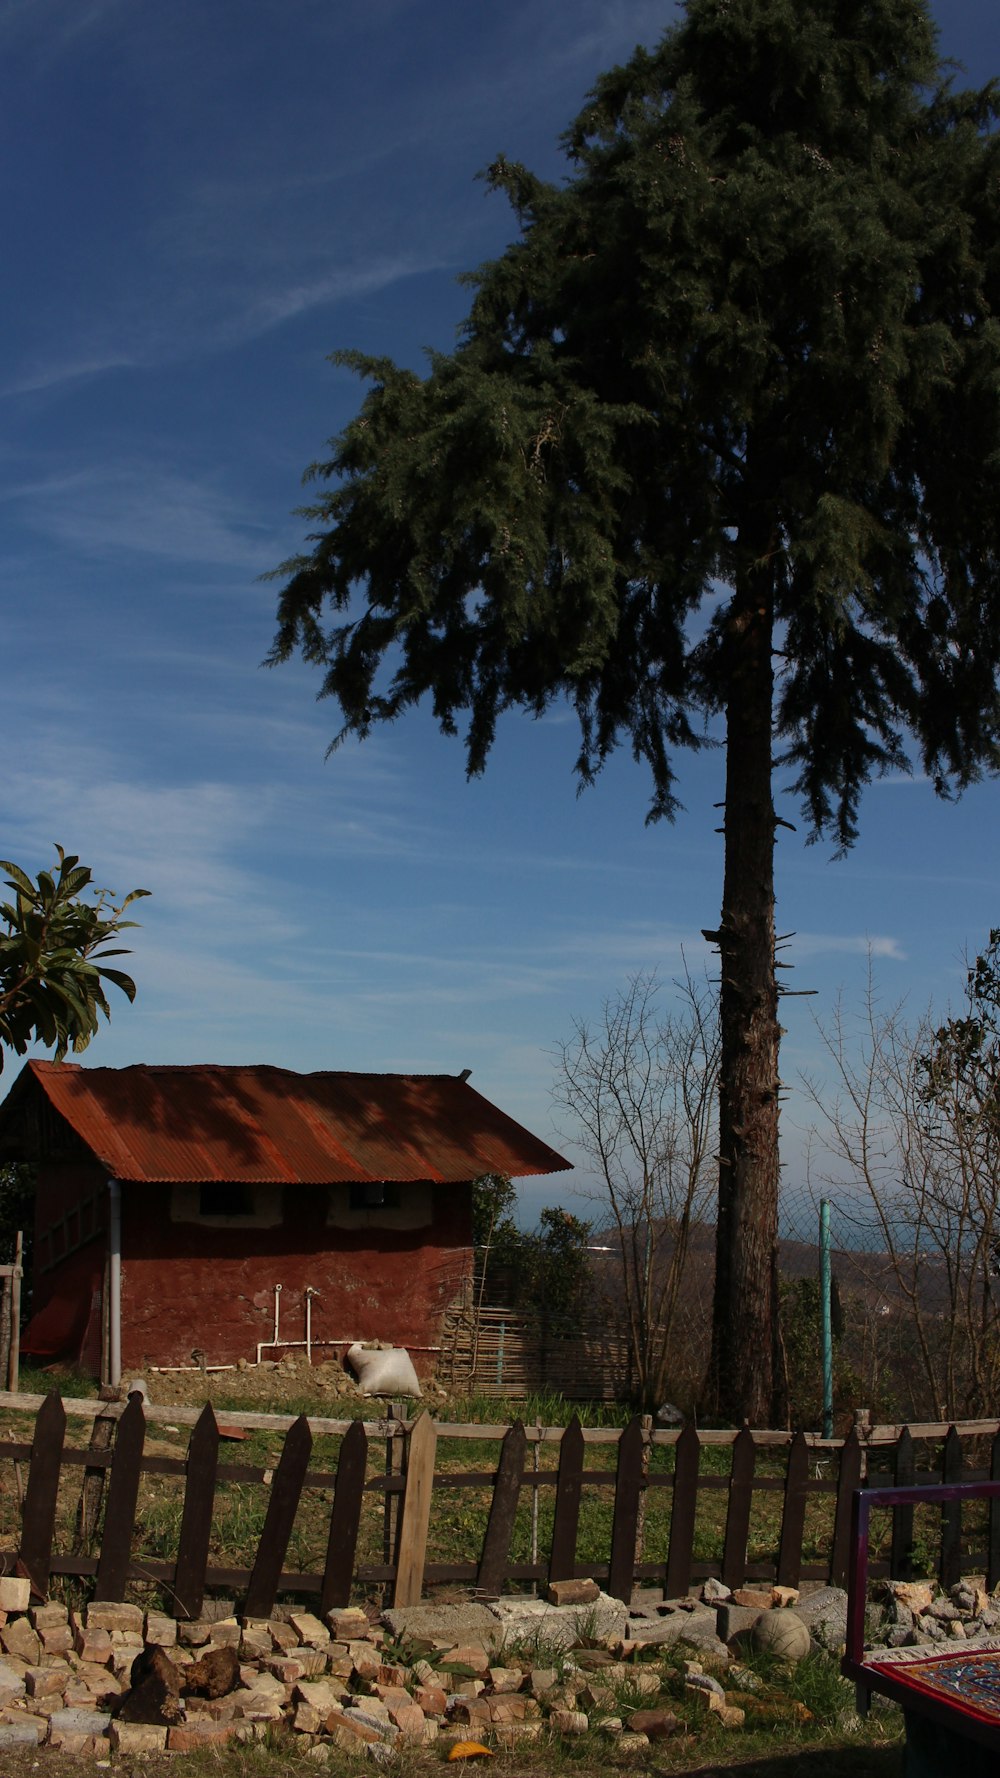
top-left (0, 1575), bottom-right (827, 1761)
top-left (876, 1579), bottom-right (1000, 1649)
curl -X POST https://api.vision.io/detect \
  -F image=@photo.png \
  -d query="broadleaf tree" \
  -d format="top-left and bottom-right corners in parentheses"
top-left (269, 0), bottom-right (1000, 1423)
top-left (0, 848), bottom-right (149, 1069)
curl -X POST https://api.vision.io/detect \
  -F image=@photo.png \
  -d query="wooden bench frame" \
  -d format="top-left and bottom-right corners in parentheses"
top-left (844, 1479), bottom-right (1000, 1754)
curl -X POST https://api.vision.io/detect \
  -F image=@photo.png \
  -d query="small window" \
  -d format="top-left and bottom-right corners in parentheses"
top-left (349, 1181), bottom-right (400, 1212)
top-left (199, 1182), bottom-right (254, 1218)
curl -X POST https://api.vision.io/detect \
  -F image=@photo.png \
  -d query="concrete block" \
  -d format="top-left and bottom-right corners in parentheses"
top-left (86, 1602), bottom-right (143, 1635)
top-left (110, 1720), bottom-right (169, 1752)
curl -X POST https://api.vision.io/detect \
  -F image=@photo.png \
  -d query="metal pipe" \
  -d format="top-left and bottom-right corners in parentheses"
top-left (820, 1198), bottom-right (833, 1439)
top-left (108, 1179), bottom-right (122, 1389)
top-left (305, 1286), bottom-right (318, 1363)
top-left (149, 1363), bottom-right (238, 1373)
top-left (255, 1283), bottom-right (284, 1365)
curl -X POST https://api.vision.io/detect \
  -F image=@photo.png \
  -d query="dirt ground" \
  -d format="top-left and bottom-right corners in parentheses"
top-left (30, 1353), bottom-right (452, 1419)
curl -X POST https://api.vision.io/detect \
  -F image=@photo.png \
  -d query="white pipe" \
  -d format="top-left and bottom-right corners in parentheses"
top-left (108, 1179), bottom-right (122, 1389)
top-left (305, 1286), bottom-right (318, 1362)
top-left (256, 1282), bottom-right (284, 1365)
top-left (149, 1363), bottom-right (238, 1373)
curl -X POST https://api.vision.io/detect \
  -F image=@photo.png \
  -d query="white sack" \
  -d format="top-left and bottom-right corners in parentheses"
top-left (346, 1342), bottom-right (422, 1397)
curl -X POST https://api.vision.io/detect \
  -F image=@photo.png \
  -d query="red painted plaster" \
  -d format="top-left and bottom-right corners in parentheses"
top-left (118, 1183), bottom-right (471, 1371)
top-left (25, 1164), bottom-right (472, 1375)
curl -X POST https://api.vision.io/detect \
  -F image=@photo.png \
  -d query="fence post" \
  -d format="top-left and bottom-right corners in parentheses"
top-left (94, 1393), bottom-right (146, 1602)
top-left (173, 1404), bottom-right (220, 1621)
top-left (988, 1428), bottom-right (1000, 1593)
top-left (665, 1422), bottom-right (700, 1600)
top-left (721, 1427), bottom-right (756, 1591)
top-left (0, 1269), bottom-right (11, 1395)
top-left (394, 1411), bottom-right (437, 1607)
top-left (939, 1425), bottom-right (963, 1590)
top-left (4, 1234), bottom-right (22, 1395)
top-left (608, 1416), bottom-right (645, 1605)
top-left (383, 1402), bottom-right (405, 1591)
top-left (831, 1424), bottom-right (863, 1588)
top-left (321, 1419), bottom-right (369, 1615)
top-left (776, 1430), bottom-right (809, 1589)
top-left (549, 1415), bottom-right (584, 1583)
top-left (478, 1421), bottom-right (526, 1597)
top-left (890, 1426), bottom-right (915, 1580)
top-left (244, 1414), bottom-right (313, 1619)
top-left (634, 1413), bottom-right (653, 1572)
top-left (73, 1392), bottom-right (119, 1554)
top-left (19, 1392), bottom-right (66, 1597)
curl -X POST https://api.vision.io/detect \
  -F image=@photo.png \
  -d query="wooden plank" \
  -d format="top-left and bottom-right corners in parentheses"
top-left (393, 1412), bottom-right (437, 1607)
top-left (608, 1417), bottom-right (645, 1605)
top-left (0, 1391), bottom-right (405, 1438)
top-left (549, 1414), bottom-right (584, 1583)
top-left (94, 1393), bottom-right (147, 1602)
top-left (0, 1389), bottom-right (998, 1448)
top-left (665, 1421), bottom-right (700, 1600)
top-left (721, 1427), bottom-right (756, 1591)
top-left (383, 1402), bottom-right (406, 1580)
top-left (173, 1404), bottom-right (220, 1621)
top-left (988, 1430), bottom-right (1000, 1593)
top-left (477, 1421), bottom-right (526, 1598)
top-left (830, 1426), bottom-right (863, 1588)
top-left (72, 1406), bottom-right (117, 1553)
top-left (321, 1419), bottom-right (368, 1614)
top-left (18, 1392), bottom-right (66, 1596)
top-left (940, 1425), bottom-right (963, 1590)
top-left (244, 1414), bottom-right (313, 1620)
top-left (890, 1427), bottom-right (915, 1580)
top-left (776, 1430), bottom-right (809, 1589)
top-left (7, 1234), bottom-right (21, 1394)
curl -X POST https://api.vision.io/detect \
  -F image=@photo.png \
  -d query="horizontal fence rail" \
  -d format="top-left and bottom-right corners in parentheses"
top-left (0, 1394), bottom-right (998, 1615)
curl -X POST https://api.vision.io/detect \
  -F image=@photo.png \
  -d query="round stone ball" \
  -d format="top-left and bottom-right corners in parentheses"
top-left (750, 1609), bottom-right (811, 1663)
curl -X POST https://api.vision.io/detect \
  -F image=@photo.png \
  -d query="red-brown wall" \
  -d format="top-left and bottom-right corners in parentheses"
top-left (25, 1165), bottom-right (473, 1375)
top-left (118, 1183), bottom-right (472, 1371)
top-left (24, 1160), bottom-right (107, 1372)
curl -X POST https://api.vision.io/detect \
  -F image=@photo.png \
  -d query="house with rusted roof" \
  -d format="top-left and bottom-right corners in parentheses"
top-left (0, 1060), bottom-right (569, 1384)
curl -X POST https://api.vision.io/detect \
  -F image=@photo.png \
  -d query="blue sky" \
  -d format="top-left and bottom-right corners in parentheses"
top-left (3, 0), bottom-right (1000, 1224)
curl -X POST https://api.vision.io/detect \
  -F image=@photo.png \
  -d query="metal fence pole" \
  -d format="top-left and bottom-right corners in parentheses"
top-left (820, 1199), bottom-right (833, 1439)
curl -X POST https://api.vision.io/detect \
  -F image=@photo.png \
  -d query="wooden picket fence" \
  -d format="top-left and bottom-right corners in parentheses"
top-left (1, 1393), bottom-right (999, 1616)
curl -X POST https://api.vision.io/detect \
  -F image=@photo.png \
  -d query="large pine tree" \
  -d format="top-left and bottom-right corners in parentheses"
top-left (270, 0), bottom-right (1000, 1424)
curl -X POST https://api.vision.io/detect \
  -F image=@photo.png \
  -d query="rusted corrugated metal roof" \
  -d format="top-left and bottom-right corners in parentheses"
top-left (0, 1060), bottom-right (571, 1186)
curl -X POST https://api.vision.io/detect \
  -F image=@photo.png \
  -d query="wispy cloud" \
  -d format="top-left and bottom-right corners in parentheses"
top-left (3, 464), bottom-right (274, 568)
top-left (792, 933), bottom-right (907, 962)
top-left (0, 352), bottom-right (138, 400)
top-left (1, 237), bottom-right (445, 401)
top-left (214, 257), bottom-right (448, 349)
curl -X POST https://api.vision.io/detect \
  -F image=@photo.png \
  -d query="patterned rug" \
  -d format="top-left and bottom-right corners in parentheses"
top-left (865, 1642), bottom-right (1000, 1734)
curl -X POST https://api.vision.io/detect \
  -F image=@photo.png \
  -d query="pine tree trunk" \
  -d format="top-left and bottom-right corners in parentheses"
top-left (703, 547), bottom-right (782, 1427)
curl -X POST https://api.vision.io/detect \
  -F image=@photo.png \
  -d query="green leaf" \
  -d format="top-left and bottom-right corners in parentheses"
top-left (0, 863), bottom-right (35, 898)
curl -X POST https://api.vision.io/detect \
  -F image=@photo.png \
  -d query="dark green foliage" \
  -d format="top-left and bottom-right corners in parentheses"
top-left (0, 1164), bottom-right (33, 1316)
top-left (272, 0), bottom-right (1000, 840)
top-left (0, 847), bottom-right (148, 1071)
top-left (271, 0), bottom-right (1000, 1422)
top-left (917, 928), bottom-right (1000, 1279)
top-left (534, 1205), bottom-right (593, 1319)
top-left (473, 1173), bottom-right (592, 1321)
top-left (920, 928), bottom-right (1000, 1136)
top-left (470, 1172), bottom-right (518, 1248)
top-left (780, 1274), bottom-right (855, 1428)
